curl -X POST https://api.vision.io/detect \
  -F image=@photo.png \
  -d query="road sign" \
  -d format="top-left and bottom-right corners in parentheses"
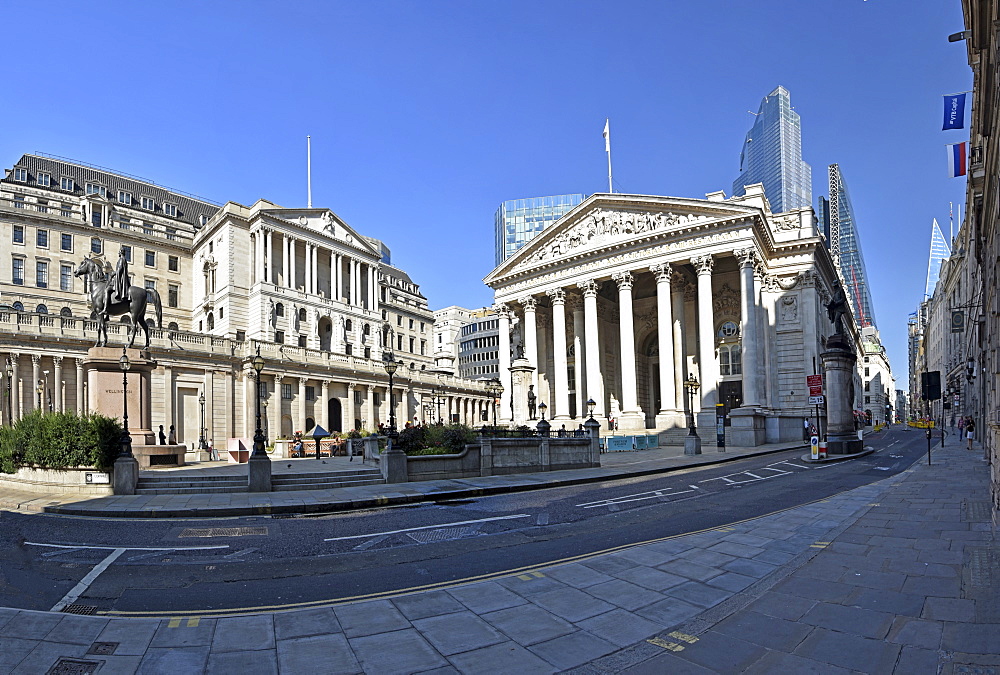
top-left (808, 395), bottom-right (825, 404)
top-left (810, 435), bottom-right (819, 460)
top-left (806, 374), bottom-right (823, 387)
top-left (809, 386), bottom-right (823, 396)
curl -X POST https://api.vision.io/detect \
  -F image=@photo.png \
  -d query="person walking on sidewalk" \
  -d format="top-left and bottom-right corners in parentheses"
top-left (965, 417), bottom-right (976, 450)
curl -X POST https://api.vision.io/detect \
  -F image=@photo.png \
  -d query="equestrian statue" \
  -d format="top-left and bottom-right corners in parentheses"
top-left (74, 247), bottom-right (163, 348)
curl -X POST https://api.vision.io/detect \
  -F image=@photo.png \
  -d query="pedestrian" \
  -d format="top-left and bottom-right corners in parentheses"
top-left (158, 424), bottom-right (166, 445)
top-left (966, 417), bottom-right (976, 450)
top-left (209, 438), bottom-right (219, 461)
top-left (803, 418), bottom-right (811, 442)
top-left (168, 424), bottom-right (176, 444)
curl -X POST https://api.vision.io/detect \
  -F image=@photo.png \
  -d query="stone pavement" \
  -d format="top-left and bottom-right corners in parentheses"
top-left (0, 439), bottom-right (804, 518)
top-left (0, 439), bottom-right (995, 673)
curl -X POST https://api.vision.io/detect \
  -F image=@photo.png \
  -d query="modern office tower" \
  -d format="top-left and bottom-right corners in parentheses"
top-left (827, 163), bottom-right (877, 329)
top-left (732, 86), bottom-right (812, 213)
top-left (817, 196), bottom-right (831, 247)
top-left (924, 218), bottom-right (952, 298)
top-left (494, 194), bottom-right (585, 266)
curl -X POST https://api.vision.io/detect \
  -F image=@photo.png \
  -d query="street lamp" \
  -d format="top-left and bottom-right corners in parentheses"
top-left (683, 373), bottom-right (702, 456)
top-left (538, 401), bottom-right (547, 421)
top-left (262, 396), bottom-right (269, 443)
top-left (119, 348), bottom-right (133, 458)
top-left (251, 347), bottom-right (266, 456)
top-left (586, 398), bottom-right (596, 420)
top-left (383, 352), bottom-right (399, 435)
top-left (43, 369), bottom-right (51, 411)
top-left (432, 386), bottom-right (444, 424)
top-left (198, 391), bottom-right (207, 450)
top-left (487, 378), bottom-right (503, 427)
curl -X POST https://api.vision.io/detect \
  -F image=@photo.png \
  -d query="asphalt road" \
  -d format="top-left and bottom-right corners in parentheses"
top-left (0, 426), bottom-right (934, 617)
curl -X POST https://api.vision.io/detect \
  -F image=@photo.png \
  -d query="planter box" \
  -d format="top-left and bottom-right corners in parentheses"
top-left (0, 465), bottom-right (114, 496)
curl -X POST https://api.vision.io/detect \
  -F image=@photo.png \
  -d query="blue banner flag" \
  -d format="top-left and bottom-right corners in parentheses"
top-left (943, 93), bottom-right (966, 130)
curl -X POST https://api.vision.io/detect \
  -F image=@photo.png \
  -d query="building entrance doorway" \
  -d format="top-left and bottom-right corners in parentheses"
top-left (328, 398), bottom-right (342, 432)
top-left (719, 381), bottom-right (743, 424)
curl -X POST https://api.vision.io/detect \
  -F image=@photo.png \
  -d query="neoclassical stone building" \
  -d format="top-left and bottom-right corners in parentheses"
top-left (1, 154), bottom-right (490, 450)
top-left (485, 186), bottom-right (853, 445)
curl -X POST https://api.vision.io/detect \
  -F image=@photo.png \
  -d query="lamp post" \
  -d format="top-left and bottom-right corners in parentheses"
top-left (43, 370), bottom-right (51, 412)
top-left (431, 387), bottom-right (443, 424)
top-left (248, 346), bottom-right (271, 491)
top-left (683, 373), bottom-right (702, 456)
top-left (198, 392), bottom-right (207, 450)
top-left (587, 398), bottom-right (596, 420)
top-left (383, 353), bottom-right (399, 435)
top-left (36, 379), bottom-right (43, 412)
top-left (488, 378), bottom-right (503, 427)
top-left (538, 401), bottom-right (547, 421)
top-left (119, 348), bottom-right (132, 458)
top-left (262, 396), bottom-right (269, 444)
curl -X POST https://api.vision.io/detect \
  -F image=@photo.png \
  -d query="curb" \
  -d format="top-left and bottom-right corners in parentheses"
top-left (23, 443), bottom-right (806, 519)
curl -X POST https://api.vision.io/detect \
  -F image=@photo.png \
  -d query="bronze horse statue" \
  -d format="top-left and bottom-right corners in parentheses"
top-left (74, 257), bottom-right (163, 348)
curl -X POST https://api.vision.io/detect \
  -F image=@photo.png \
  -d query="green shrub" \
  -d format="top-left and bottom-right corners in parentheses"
top-left (394, 423), bottom-right (476, 455)
top-left (0, 410), bottom-right (123, 473)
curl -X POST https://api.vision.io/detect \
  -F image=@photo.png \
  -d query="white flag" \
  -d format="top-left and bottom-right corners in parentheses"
top-left (603, 119), bottom-right (610, 152)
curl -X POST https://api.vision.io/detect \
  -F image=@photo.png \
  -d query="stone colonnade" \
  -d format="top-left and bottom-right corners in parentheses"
top-left (494, 249), bottom-right (766, 431)
top-left (251, 227), bottom-right (377, 308)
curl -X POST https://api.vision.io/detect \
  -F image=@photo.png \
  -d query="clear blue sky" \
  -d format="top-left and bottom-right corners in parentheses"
top-left (3, 0), bottom-right (969, 387)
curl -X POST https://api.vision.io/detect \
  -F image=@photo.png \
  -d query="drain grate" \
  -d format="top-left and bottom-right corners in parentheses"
top-left (86, 642), bottom-right (118, 656)
top-left (179, 526), bottom-right (268, 538)
top-left (61, 605), bottom-right (98, 615)
top-left (967, 547), bottom-right (996, 588)
top-left (46, 658), bottom-right (101, 675)
top-left (408, 526), bottom-right (476, 543)
top-left (962, 500), bottom-right (993, 522)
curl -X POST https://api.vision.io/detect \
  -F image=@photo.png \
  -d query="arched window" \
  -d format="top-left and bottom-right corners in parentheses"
top-left (35, 304), bottom-right (48, 314)
top-left (168, 322), bottom-right (179, 331)
top-left (207, 312), bottom-right (215, 330)
top-left (120, 316), bottom-right (130, 323)
top-left (345, 319), bottom-right (353, 331)
top-left (13, 302), bottom-right (24, 311)
top-left (147, 318), bottom-right (156, 328)
top-left (60, 307), bottom-right (72, 317)
top-left (298, 308), bottom-right (306, 322)
top-left (718, 320), bottom-right (739, 339)
top-left (362, 323), bottom-right (370, 336)
top-left (275, 303), bottom-right (284, 317)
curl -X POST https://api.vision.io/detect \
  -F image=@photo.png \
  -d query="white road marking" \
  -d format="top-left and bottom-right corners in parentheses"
top-left (577, 487), bottom-right (699, 508)
top-left (323, 514), bottom-right (532, 542)
top-left (50, 549), bottom-right (125, 612)
top-left (26, 542), bottom-right (229, 551)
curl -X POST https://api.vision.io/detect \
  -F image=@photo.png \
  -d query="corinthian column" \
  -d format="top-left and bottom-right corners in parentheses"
top-left (571, 297), bottom-right (585, 419)
top-left (736, 248), bottom-right (762, 406)
top-left (521, 296), bottom-right (538, 393)
top-left (53, 356), bottom-right (63, 412)
top-left (650, 264), bottom-right (677, 425)
top-left (692, 254), bottom-right (717, 417)
top-left (495, 304), bottom-right (513, 424)
top-left (547, 289), bottom-right (570, 421)
top-left (577, 280), bottom-right (604, 420)
top-left (613, 272), bottom-right (643, 429)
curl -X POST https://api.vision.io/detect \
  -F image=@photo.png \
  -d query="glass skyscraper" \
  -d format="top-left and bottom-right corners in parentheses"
top-left (925, 218), bottom-right (951, 298)
top-left (494, 194), bottom-right (585, 266)
top-left (732, 86), bottom-right (812, 213)
top-left (827, 164), bottom-right (877, 329)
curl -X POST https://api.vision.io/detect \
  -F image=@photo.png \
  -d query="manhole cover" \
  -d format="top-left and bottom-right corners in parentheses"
top-left (61, 605), bottom-right (98, 615)
top-left (962, 500), bottom-right (993, 522)
top-left (179, 527), bottom-right (268, 538)
top-left (87, 642), bottom-right (118, 656)
top-left (408, 527), bottom-right (476, 543)
top-left (46, 658), bottom-right (101, 675)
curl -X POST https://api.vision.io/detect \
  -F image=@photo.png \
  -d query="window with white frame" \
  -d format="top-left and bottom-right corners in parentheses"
top-left (12, 258), bottom-right (24, 285)
top-left (60, 177), bottom-right (74, 191)
top-left (61, 233), bottom-right (72, 251)
top-left (13, 167), bottom-right (27, 181)
top-left (122, 245), bottom-right (132, 262)
top-left (118, 190), bottom-right (132, 205)
top-left (91, 237), bottom-right (102, 254)
top-left (37, 172), bottom-right (50, 187)
top-left (168, 284), bottom-right (178, 308)
top-left (36, 229), bottom-right (48, 248)
top-left (145, 250), bottom-right (155, 267)
top-left (60, 264), bottom-right (72, 291)
top-left (12, 225), bottom-right (24, 244)
top-left (85, 183), bottom-right (106, 197)
top-left (36, 261), bottom-right (48, 288)
top-left (281, 383), bottom-right (293, 400)
top-left (140, 196), bottom-right (154, 210)
top-left (163, 203), bottom-right (177, 217)
top-left (168, 255), bottom-right (179, 272)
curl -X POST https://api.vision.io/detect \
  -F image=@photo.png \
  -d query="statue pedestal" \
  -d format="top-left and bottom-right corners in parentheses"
top-left (509, 358), bottom-right (536, 426)
top-left (822, 335), bottom-right (863, 455)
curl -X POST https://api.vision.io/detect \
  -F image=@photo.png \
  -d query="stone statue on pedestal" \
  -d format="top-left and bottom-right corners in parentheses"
top-left (527, 384), bottom-right (536, 419)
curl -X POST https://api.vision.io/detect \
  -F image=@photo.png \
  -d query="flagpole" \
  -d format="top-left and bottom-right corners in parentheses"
top-left (950, 201), bottom-right (954, 245)
top-left (307, 135), bottom-right (313, 208)
top-left (604, 118), bottom-right (613, 193)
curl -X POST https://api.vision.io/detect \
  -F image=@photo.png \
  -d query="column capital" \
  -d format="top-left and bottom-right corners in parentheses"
top-left (31, 354), bottom-right (41, 365)
top-left (692, 254), bottom-right (714, 276)
top-left (493, 303), bottom-right (512, 319)
top-left (348, 382), bottom-right (356, 391)
top-left (735, 247), bottom-right (757, 268)
top-left (299, 376), bottom-right (308, 386)
top-left (546, 288), bottom-right (566, 305)
top-left (613, 271), bottom-right (634, 290)
top-left (321, 380), bottom-right (330, 390)
top-left (577, 279), bottom-right (601, 298)
top-left (649, 263), bottom-right (673, 283)
top-left (519, 296), bottom-right (538, 311)
top-left (75, 357), bottom-right (84, 369)
top-left (53, 355), bottom-right (63, 365)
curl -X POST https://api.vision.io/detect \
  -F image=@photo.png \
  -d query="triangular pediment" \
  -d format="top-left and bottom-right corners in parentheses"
top-left (265, 208), bottom-right (379, 258)
top-left (485, 194), bottom-right (762, 286)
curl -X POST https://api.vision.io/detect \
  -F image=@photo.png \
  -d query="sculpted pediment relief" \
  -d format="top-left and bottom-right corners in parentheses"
top-left (503, 205), bottom-right (746, 279)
